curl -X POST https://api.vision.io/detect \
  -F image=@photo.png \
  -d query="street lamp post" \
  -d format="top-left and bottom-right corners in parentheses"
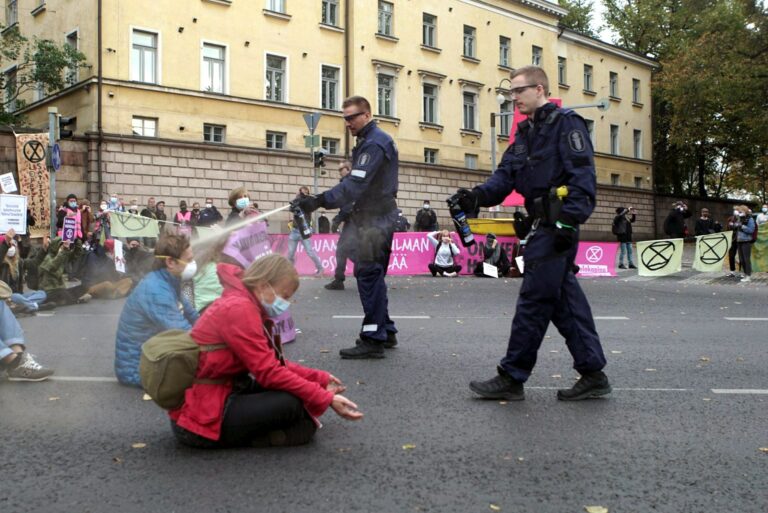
top-left (490, 78), bottom-right (513, 174)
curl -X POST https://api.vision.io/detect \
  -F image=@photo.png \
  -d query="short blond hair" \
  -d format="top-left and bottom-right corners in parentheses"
top-left (510, 65), bottom-right (549, 94)
top-left (242, 254), bottom-right (299, 292)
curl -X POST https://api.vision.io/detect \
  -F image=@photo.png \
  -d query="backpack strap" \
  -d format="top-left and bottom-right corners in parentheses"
top-left (192, 343), bottom-right (230, 385)
top-left (199, 343), bottom-right (227, 352)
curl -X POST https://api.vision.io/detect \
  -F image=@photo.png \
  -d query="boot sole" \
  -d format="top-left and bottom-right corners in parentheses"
top-left (557, 385), bottom-right (612, 401)
top-left (469, 383), bottom-right (524, 401)
top-left (339, 352), bottom-right (385, 359)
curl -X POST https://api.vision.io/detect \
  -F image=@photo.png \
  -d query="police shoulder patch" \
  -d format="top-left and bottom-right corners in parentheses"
top-left (358, 153), bottom-right (371, 166)
top-left (568, 130), bottom-right (586, 153)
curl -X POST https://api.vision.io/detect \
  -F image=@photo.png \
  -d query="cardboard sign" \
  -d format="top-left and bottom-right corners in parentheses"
top-left (223, 221), bottom-right (272, 268)
top-left (0, 194), bottom-right (28, 235)
top-left (114, 239), bottom-right (126, 273)
top-left (482, 262), bottom-right (499, 278)
top-left (0, 173), bottom-right (17, 193)
top-left (61, 217), bottom-right (78, 243)
top-left (15, 134), bottom-right (50, 237)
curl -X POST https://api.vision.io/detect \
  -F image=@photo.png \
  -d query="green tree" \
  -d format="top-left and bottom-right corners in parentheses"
top-left (0, 25), bottom-right (87, 125)
top-left (558, 0), bottom-right (597, 38)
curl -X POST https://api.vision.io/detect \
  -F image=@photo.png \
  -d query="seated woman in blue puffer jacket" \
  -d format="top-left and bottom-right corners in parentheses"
top-left (114, 233), bottom-right (199, 386)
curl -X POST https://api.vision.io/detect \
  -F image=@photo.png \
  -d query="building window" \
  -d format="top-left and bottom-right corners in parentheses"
top-left (65, 31), bottom-right (79, 85)
top-left (634, 176), bottom-right (643, 188)
top-left (422, 84), bottom-right (438, 124)
top-left (465, 154), bottom-right (478, 170)
top-left (584, 119), bottom-right (595, 145)
top-left (463, 26), bottom-right (476, 58)
top-left (532, 46), bottom-right (542, 66)
top-left (266, 0), bottom-right (285, 13)
top-left (499, 36), bottom-right (510, 67)
top-left (611, 173), bottom-right (620, 186)
top-left (34, 81), bottom-right (45, 102)
top-left (499, 100), bottom-right (512, 136)
top-left (632, 78), bottom-right (641, 103)
top-left (266, 131), bottom-right (286, 149)
top-left (609, 72), bottom-right (619, 97)
top-left (378, 1), bottom-right (393, 36)
top-left (322, 137), bottom-right (340, 155)
top-left (321, 65), bottom-right (340, 110)
top-left (203, 124), bottom-right (226, 143)
top-left (633, 130), bottom-right (642, 159)
top-left (610, 124), bottom-right (619, 155)
top-left (558, 57), bottom-right (567, 85)
top-left (202, 43), bottom-right (226, 93)
top-left (5, 0), bottom-right (18, 26)
top-left (424, 148), bottom-right (438, 164)
top-left (422, 13), bottom-right (436, 47)
top-left (377, 74), bottom-right (394, 117)
top-left (4, 68), bottom-right (17, 113)
top-left (265, 54), bottom-right (286, 102)
top-left (463, 92), bottom-right (477, 131)
top-left (132, 117), bottom-right (157, 137)
top-left (131, 30), bottom-right (158, 84)
top-left (322, 0), bottom-right (338, 26)
top-left (584, 64), bottom-right (593, 92)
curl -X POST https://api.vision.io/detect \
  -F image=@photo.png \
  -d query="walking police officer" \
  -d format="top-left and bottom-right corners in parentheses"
top-left (295, 96), bottom-right (398, 359)
top-left (450, 66), bottom-right (610, 400)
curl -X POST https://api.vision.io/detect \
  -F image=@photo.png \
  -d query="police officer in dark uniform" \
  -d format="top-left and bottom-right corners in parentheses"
top-left (325, 160), bottom-right (354, 291)
top-left (295, 96), bottom-right (398, 359)
top-left (450, 66), bottom-right (610, 401)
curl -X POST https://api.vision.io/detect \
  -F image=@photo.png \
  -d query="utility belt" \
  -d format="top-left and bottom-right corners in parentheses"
top-left (352, 196), bottom-right (397, 222)
top-left (515, 186), bottom-right (568, 240)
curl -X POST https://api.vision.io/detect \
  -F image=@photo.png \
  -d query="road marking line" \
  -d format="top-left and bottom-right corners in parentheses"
top-left (332, 315), bottom-right (431, 319)
top-left (711, 389), bottom-right (768, 395)
top-left (50, 376), bottom-right (119, 383)
top-left (594, 316), bottom-right (630, 320)
top-left (723, 317), bottom-right (768, 321)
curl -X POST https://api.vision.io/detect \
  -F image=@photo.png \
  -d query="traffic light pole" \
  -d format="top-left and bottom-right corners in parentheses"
top-left (48, 107), bottom-right (58, 239)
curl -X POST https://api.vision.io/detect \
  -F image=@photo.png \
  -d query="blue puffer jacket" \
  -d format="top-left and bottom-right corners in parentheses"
top-left (736, 216), bottom-right (756, 243)
top-left (114, 268), bottom-right (199, 386)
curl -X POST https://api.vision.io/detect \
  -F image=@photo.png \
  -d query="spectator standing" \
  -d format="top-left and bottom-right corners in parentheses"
top-left (612, 207), bottom-right (636, 269)
top-left (155, 200), bottom-right (168, 233)
top-left (694, 208), bottom-right (718, 236)
top-left (140, 197), bottom-right (158, 248)
top-left (175, 200), bottom-right (193, 238)
top-left (394, 210), bottom-right (411, 232)
top-left (325, 161), bottom-right (354, 291)
top-left (198, 197), bottom-right (223, 227)
top-left (734, 205), bottom-right (756, 283)
top-left (56, 193), bottom-right (84, 242)
top-left (756, 204), bottom-right (768, 226)
top-left (190, 202), bottom-right (201, 226)
top-left (414, 200), bottom-right (438, 232)
top-left (663, 201), bottom-right (692, 239)
top-left (226, 187), bottom-right (258, 227)
top-left (94, 200), bottom-right (111, 241)
top-left (427, 230), bottom-right (461, 277)
top-left (725, 210), bottom-right (742, 278)
top-left (286, 187), bottom-right (324, 275)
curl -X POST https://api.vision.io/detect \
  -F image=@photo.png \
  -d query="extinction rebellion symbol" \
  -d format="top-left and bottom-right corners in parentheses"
top-left (585, 246), bottom-right (603, 263)
top-left (23, 140), bottom-right (46, 163)
top-left (698, 233), bottom-right (728, 264)
top-left (641, 240), bottom-right (677, 271)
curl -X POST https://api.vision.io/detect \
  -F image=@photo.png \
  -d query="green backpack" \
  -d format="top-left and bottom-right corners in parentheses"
top-left (139, 329), bottom-right (227, 410)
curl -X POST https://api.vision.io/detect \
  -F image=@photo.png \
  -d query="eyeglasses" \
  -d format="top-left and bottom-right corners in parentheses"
top-left (343, 112), bottom-right (366, 122)
top-left (509, 84), bottom-right (540, 95)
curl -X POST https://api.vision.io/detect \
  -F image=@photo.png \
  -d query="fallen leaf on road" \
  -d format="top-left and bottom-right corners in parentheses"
top-left (489, 505), bottom-right (501, 511)
top-left (320, 349), bottom-right (330, 353)
top-left (356, 380), bottom-right (365, 385)
top-left (551, 374), bottom-right (562, 379)
top-left (142, 393), bottom-right (152, 401)
top-left (699, 357), bottom-right (711, 362)
top-left (456, 320), bottom-right (463, 324)
top-left (113, 456), bottom-right (123, 464)
top-left (402, 444), bottom-right (416, 450)
top-left (131, 443), bottom-right (147, 449)
top-left (549, 350), bottom-right (559, 353)
top-left (584, 507), bottom-right (608, 513)
top-left (610, 351), bottom-right (622, 354)
top-left (517, 457), bottom-right (525, 462)
top-left (759, 448), bottom-right (768, 453)
top-left (671, 330), bottom-right (678, 334)
top-left (703, 398), bottom-right (711, 402)
top-left (48, 397), bottom-right (60, 401)
top-left (433, 294), bottom-right (440, 297)
top-left (499, 401), bottom-right (508, 405)
top-left (645, 368), bottom-right (657, 372)
top-left (451, 353), bottom-right (458, 357)
top-left (736, 357), bottom-right (744, 362)
top-left (337, 447), bottom-right (351, 453)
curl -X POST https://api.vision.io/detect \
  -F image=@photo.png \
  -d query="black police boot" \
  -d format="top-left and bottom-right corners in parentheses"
top-left (384, 331), bottom-right (398, 348)
top-left (556, 370), bottom-right (612, 401)
top-left (340, 337), bottom-right (385, 359)
top-left (324, 279), bottom-right (345, 290)
top-left (469, 366), bottom-right (524, 401)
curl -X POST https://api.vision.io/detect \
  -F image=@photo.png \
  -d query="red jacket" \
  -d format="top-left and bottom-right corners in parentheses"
top-left (169, 263), bottom-right (333, 440)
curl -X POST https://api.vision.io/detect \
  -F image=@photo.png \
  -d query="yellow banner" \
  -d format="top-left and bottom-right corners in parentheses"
top-left (693, 232), bottom-right (730, 272)
top-left (751, 225), bottom-right (768, 272)
top-left (15, 134), bottom-right (50, 237)
top-left (111, 211), bottom-right (160, 238)
top-left (637, 238), bottom-right (684, 277)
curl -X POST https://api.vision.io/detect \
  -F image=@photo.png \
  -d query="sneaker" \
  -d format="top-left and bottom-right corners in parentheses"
top-left (444, 271), bottom-right (458, 277)
top-left (726, 271), bottom-right (736, 277)
top-left (556, 371), bottom-right (611, 401)
top-left (628, 264), bottom-right (637, 269)
top-left (741, 276), bottom-right (751, 283)
top-left (469, 366), bottom-right (524, 401)
top-left (618, 264), bottom-right (626, 269)
top-left (77, 293), bottom-right (92, 304)
top-left (6, 352), bottom-right (55, 382)
top-left (37, 302), bottom-right (56, 311)
top-left (324, 279), bottom-right (345, 290)
top-left (314, 268), bottom-right (323, 276)
top-left (340, 338), bottom-right (385, 359)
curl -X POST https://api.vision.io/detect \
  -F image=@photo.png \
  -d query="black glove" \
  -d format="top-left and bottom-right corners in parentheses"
top-left (292, 194), bottom-right (324, 215)
top-left (512, 211), bottom-right (532, 240)
top-left (448, 188), bottom-right (479, 217)
top-left (553, 217), bottom-right (578, 253)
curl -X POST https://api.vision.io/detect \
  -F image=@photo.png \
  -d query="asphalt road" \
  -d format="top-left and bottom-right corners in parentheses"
top-left (1, 272), bottom-right (766, 513)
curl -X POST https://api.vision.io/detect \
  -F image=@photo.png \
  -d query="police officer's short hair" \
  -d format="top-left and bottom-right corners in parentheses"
top-left (510, 66), bottom-right (549, 95)
top-left (342, 96), bottom-right (371, 113)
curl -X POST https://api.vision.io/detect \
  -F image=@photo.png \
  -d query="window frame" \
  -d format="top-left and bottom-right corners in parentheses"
top-left (265, 130), bottom-right (286, 149)
top-left (322, 137), bottom-right (340, 155)
top-left (463, 25), bottom-right (476, 58)
top-left (4, 66), bottom-right (18, 113)
top-left (321, 0), bottom-right (339, 26)
top-left (422, 13), bottom-right (437, 48)
top-left (64, 29), bottom-right (80, 86)
top-left (422, 83), bottom-right (439, 124)
top-left (462, 91), bottom-right (478, 131)
top-left (609, 71), bottom-right (619, 98)
top-left (265, 0), bottom-right (286, 14)
top-left (265, 51), bottom-right (289, 103)
top-left (610, 173), bottom-right (620, 186)
top-left (499, 36), bottom-right (510, 67)
top-left (130, 27), bottom-right (161, 84)
top-left (203, 123), bottom-right (226, 144)
top-left (584, 119), bottom-right (595, 146)
top-left (320, 64), bottom-right (341, 110)
top-left (5, 0), bottom-right (18, 27)
top-left (632, 78), bottom-right (641, 103)
top-left (378, 1), bottom-right (394, 36)
top-left (377, 72), bottom-right (396, 117)
top-left (132, 116), bottom-right (158, 138)
top-left (557, 56), bottom-right (567, 85)
top-left (583, 64), bottom-right (593, 92)
top-left (465, 153), bottom-right (478, 170)
top-left (633, 129), bottom-right (642, 159)
top-left (200, 40), bottom-right (228, 94)
top-left (499, 100), bottom-right (512, 137)
top-left (610, 124), bottom-right (620, 155)
top-left (424, 148), bottom-right (438, 165)
top-left (532, 45), bottom-right (542, 66)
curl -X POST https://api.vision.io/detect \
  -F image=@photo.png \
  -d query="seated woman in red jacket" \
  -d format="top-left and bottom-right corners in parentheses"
top-left (169, 254), bottom-right (362, 448)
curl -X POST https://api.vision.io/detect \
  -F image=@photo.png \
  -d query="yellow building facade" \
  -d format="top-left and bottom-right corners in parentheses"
top-left (8, 0), bottom-right (655, 182)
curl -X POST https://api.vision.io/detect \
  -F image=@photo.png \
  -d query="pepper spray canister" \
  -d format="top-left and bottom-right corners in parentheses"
top-left (291, 206), bottom-right (313, 240)
top-left (447, 197), bottom-right (475, 247)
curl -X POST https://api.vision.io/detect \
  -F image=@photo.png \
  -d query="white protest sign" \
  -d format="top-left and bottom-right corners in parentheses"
top-left (0, 194), bottom-right (28, 234)
top-left (113, 239), bottom-right (126, 273)
top-left (0, 173), bottom-right (17, 193)
top-left (515, 256), bottom-right (525, 274)
top-left (483, 262), bottom-right (499, 278)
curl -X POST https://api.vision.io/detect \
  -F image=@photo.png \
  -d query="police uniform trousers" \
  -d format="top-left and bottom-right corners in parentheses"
top-left (346, 210), bottom-right (398, 342)
top-left (500, 227), bottom-right (606, 382)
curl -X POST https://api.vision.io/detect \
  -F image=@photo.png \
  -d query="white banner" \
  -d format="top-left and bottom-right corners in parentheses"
top-left (0, 194), bottom-right (28, 235)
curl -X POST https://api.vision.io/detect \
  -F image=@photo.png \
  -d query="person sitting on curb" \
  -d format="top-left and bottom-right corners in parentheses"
top-left (169, 254), bottom-right (362, 448)
top-left (427, 230), bottom-right (462, 277)
top-left (38, 238), bottom-right (92, 306)
top-left (0, 238), bottom-right (53, 315)
top-left (114, 233), bottom-right (200, 387)
top-left (0, 283), bottom-right (55, 381)
top-left (473, 234), bottom-right (511, 277)
top-left (81, 239), bottom-right (133, 300)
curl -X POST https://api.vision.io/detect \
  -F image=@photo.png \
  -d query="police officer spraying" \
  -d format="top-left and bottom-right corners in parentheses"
top-left (449, 66), bottom-right (610, 401)
top-left (294, 96), bottom-right (399, 359)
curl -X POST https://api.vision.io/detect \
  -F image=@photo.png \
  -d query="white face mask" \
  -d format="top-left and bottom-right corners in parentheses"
top-left (423, 204), bottom-right (430, 210)
top-left (100, 203), bottom-right (108, 211)
top-left (763, 207), bottom-right (767, 213)
top-left (205, 203), bottom-right (213, 209)
top-left (6, 246), bottom-right (16, 258)
top-left (180, 260), bottom-right (197, 281)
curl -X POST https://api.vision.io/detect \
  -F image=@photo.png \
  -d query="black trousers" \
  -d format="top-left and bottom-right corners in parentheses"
top-left (428, 263), bottom-right (461, 276)
top-left (46, 285), bottom-right (89, 306)
top-left (172, 389), bottom-right (317, 449)
top-left (737, 242), bottom-right (752, 276)
top-left (728, 241), bottom-right (739, 272)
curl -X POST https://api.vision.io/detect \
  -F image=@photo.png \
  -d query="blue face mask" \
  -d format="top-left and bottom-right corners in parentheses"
top-left (236, 197), bottom-right (250, 210)
top-left (262, 284), bottom-right (291, 317)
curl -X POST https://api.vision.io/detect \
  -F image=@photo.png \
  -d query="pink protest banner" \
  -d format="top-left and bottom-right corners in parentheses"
top-left (223, 221), bottom-right (296, 343)
top-left (574, 242), bottom-right (619, 277)
top-left (275, 232), bottom-right (520, 277)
